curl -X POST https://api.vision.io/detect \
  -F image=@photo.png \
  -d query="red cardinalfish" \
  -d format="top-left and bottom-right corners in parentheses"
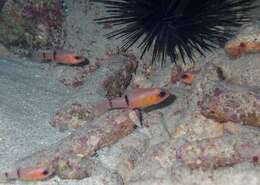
top-left (94, 88), bottom-right (172, 116)
top-left (1, 166), bottom-right (53, 181)
top-left (179, 72), bottom-right (196, 85)
top-left (171, 66), bottom-right (198, 85)
top-left (32, 50), bottom-right (89, 66)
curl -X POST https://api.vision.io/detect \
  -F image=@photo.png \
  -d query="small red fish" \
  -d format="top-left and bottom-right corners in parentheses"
top-left (94, 88), bottom-right (172, 115)
top-left (1, 166), bottom-right (52, 181)
top-left (180, 72), bottom-right (196, 85)
top-left (171, 66), bottom-right (197, 85)
top-left (32, 50), bottom-right (89, 66)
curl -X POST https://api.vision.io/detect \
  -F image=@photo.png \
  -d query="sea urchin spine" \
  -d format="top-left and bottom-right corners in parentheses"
top-left (94, 0), bottom-right (257, 65)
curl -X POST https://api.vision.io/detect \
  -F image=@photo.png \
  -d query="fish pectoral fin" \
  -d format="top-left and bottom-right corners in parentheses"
top-left (133, 108), bottom-right (143, 128)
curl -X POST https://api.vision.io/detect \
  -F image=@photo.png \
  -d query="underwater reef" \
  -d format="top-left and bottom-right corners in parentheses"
top-left (0, 0), bottom-right (260, 185)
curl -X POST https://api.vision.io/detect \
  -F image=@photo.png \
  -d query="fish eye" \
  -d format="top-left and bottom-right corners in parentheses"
top-left (181, 74), bottom-right (188, 79)
top-left (42, 169), bottom-right (49, 175)
top-left (74, 56), bottom-right (81, 60)
top-left (159, 90), bottom-right (166, 97)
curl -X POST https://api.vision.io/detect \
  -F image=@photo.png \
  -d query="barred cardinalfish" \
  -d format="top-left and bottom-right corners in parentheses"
top-left (32, 50), bottom-right (89, 66)
top-left (94, 88), bottom-right (173, 116)
top-left (1, 166), bottom-right (53, 181)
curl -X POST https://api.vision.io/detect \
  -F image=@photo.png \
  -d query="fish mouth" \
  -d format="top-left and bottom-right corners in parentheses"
top-left (71, 58), bottom-right (90, 66)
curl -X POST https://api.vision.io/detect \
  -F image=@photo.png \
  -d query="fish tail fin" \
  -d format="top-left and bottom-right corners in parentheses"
top-left (30, 50), bottom-right (52, 63)
top-left (0, 169), bottom-right (19, 182)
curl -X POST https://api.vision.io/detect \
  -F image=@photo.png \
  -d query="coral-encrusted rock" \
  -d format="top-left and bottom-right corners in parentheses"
top-left (177, 134), bottom-right (260, 170)
top-left (57, 64), bottom-right (97, 89)
top-left (55, 110), bottom-right (135, 159)
top-left (103, 56), bottom-right (138, 98)
top-left (214, 54), bottom-right (260, 87)
top-left (50, 102), bottom-right (96, 131)
top-left (177, 138), bottom-right (241, 170)
top-left (0, 5), bottom-right (26, 46)
top-left (235, 142), bottom-right (260, 166)
top-left (225, 23), bottom-right (260, 59)
top-left (57, 157), bottom-right (124, 183)
top-left (1, 0), bottom-right (65, 50)
top-left (174, 112), bottom-right (224, 142)
top-left (131, 62), bottom-right (172, 88)
top-left (223, 121), bottom-right (242, 134)
top-left (152, 142), bottom-right (177, 168)
top-left (199, 82), bottom-right (260, 127)
top-left (96, 131), bottom-right (149, 182)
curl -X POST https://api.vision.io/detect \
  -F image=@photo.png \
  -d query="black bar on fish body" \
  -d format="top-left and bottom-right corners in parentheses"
top-left (53, 51), bottom-right (57, 60)
top-left (124, 95), bottom-right (129, 107)
top-left (16, 168), bottom-right (20, 179)
top-left (4, 172), bottom-right (8, 178)
top-left (43, 52), bottom-right (46, 60)
top-left (107, 97), bottom-right (113, 108)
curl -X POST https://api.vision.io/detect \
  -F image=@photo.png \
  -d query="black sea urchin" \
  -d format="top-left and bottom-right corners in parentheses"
top-left (94, 0), bottom-right (257, 65)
